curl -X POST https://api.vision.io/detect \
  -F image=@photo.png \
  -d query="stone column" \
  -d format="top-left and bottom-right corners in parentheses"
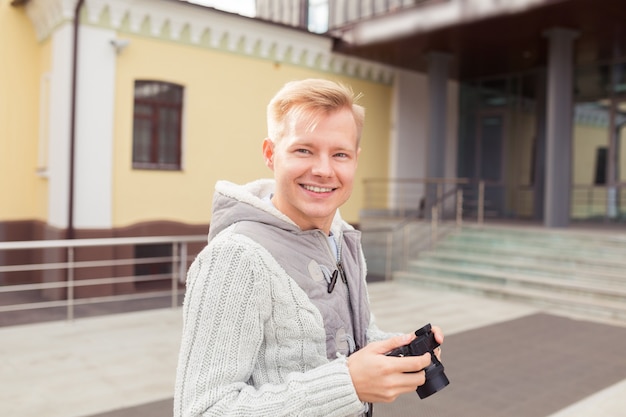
top-left (543, 28), bottom-right (578, 228)
top-left (426, 52), bottom-right (451, 216)
top-left (533, 72), bottom-right (546, 221)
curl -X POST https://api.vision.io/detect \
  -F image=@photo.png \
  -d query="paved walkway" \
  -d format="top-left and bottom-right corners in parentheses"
top-left (2, 281), bottom-right (626, 417)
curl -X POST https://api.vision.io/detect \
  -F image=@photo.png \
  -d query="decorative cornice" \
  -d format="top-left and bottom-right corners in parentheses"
top-left (23, 0), bottom-right (394, 84)
top-left (24, 0), bottom-right (75, 39)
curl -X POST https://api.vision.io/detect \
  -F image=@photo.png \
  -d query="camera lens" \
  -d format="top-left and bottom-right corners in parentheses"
top-left (416, 356), bottom-right (450, 399)
top-left (387, 323), bottom-right (450, 399)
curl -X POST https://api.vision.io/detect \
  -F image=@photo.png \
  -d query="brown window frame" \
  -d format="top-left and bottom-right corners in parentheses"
top-left (132, 80), bottom-right (184, 170)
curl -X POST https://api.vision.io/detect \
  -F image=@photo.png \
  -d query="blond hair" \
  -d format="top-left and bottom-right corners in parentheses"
top-left (266, 79), bottom-right (365, 146)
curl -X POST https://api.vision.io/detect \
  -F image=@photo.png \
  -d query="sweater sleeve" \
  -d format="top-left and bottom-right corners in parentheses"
top-left (174, 232), bottom-right (365, 417)
top-left (366, 313), bottom-right (402, 343)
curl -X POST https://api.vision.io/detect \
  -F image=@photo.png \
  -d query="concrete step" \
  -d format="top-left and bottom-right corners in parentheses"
top-left (436, 239), bottom-right (626, 266)
top-left (419, 251), bottom-right (626, 286)
top-left (394, 270), bottom-right (626, 321)
top-left (444, 231), bottom-right (626, 253)
top-left (449, 226), bottom-right (626, 251)
top-left (394, 224), bottom-right (626, 322)
top-left (406, 260), bottom-right (626, 303)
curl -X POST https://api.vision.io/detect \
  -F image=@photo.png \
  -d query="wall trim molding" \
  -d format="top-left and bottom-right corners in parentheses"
top-left (23, 0), bottom-right (394, 83)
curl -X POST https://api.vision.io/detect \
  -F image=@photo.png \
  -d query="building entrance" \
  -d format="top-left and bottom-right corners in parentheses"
top-left (458, 74), bottom-right (540, 220)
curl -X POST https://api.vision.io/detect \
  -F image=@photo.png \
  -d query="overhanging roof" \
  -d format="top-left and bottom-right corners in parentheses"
top-left (332, 0), bottom-right (626, 80)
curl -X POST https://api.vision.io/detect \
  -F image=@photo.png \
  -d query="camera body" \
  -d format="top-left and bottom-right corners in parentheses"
top-left (386, 323), bottom-right (449, 399)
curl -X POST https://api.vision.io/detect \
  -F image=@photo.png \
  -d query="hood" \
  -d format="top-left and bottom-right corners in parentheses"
top-left (207, 179), bottom-right (353, 241)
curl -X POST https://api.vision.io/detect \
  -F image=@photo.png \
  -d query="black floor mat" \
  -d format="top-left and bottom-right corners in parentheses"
top-left (375, 313), bottom-right (626, 417)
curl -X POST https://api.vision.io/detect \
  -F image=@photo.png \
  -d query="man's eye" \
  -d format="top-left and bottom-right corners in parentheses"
top-left (335, 152), bottom-right (349, 158)
top-left (296, 149), bottom-right (311, 154)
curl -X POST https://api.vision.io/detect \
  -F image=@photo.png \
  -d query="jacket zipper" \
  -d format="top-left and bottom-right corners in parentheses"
top-left (323, 232), bottom-right (359, 352)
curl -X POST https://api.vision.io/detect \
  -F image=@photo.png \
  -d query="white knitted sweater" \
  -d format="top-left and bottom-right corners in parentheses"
top-left (174, 180), bottom-right (389, 416)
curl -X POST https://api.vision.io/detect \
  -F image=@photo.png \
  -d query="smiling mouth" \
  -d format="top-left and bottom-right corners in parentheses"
top-left (302, 184), bottom-right (335, 193)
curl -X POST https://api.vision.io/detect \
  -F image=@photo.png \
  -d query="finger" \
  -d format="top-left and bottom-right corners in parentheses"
top-left (388, 352), bottom-right (432, 373)
top-left (396, 368), bottom-right (427, 390)
top-left (431, 325), bottom-right (444, 345)
top-left (372, 333), bottom-right (416, 355)
top-left (434, 346), bottom-right (442, 361)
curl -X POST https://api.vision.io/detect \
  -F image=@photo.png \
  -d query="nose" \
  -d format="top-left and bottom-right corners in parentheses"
top-left (311, 154), bottom-right (333, 177)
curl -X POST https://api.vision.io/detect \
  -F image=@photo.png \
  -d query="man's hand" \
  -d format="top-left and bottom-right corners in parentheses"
top-left (347, 333), bottom-right (432, 403)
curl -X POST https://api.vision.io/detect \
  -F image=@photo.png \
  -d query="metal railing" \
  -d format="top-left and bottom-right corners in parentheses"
top-left (510, 183), bottom-right (626, 221)
top-left (361, 182), bottom-right (470, 281)
top-left (361, 219), bottom-right (430, 281)
top-left (364, 178), bottom-right (626, 223)
top-left (430, 186), bottom-right (466, 248)
top-left (360, 177), bottom-right (626, 283)
top-left (0, 235), bottom-right (206, 322)
top-left (362, 177), bottom-right (486, 219)
top-left (571, 184), bottom-right (626, 221)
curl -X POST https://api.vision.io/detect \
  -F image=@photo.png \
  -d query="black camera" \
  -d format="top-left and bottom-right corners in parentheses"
top-left (386, 323), bottom-right (449, 399)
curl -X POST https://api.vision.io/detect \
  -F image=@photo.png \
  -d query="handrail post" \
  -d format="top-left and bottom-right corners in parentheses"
top-left (401, 182), bottom-right (406, 217)
top-left (171, 242), bottom-right (179, 309)
top-left (67, 247), bottom-right (74, 321)
top-left (179, 242), bottom-right (188, 284)
top-left (402, 225), bottom-right (409, 270)
top-left (478, 180), bottom-right (485, 225)
top-left (385, 232), bottom-right (393, 281)
top-left (437, 183), bottom-right (443, 220)
top-left (456, 189), bottom-right (463, 229)
top-left (431, 206), bottom-right (438, 249)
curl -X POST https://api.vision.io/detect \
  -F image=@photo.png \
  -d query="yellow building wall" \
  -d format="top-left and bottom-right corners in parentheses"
top-left (573, 124), bottom-right (607, 185)
top-left (112, 35), bottom-right (391, 227)
top-left (0, 0), bottom-right (47, 222)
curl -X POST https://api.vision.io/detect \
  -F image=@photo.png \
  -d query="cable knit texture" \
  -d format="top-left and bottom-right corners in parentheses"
top-left (174, 179), bottom-right (388, 417)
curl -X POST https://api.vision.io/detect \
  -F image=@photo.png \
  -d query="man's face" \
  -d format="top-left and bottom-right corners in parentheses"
top-left (263, 108), bottom-right (360, 234)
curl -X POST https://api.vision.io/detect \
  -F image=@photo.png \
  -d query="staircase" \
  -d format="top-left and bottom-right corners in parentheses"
top-left (394, 224), bottom-right (626, 322)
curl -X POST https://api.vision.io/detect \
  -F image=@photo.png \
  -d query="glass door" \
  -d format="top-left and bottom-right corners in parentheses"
top-left (476, 111), bottom-right (506, 217)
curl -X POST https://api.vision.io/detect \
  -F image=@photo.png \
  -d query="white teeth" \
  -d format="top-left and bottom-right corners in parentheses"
top-left (303, 185), bottom-right (333, 193)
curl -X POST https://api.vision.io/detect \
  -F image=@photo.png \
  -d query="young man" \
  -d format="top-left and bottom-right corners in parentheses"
top-left (174, 79), bottom-right (444, 416)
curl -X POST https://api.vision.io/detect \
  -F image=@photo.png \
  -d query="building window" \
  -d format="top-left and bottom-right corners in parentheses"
top-left (133, 81), bottom-right (183, 170)
top-left (308, 0), bottom-right (329, 33)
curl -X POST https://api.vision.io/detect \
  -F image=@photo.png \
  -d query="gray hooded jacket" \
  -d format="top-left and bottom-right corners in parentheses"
top-left (175, 179), bottom-right (385, 417)
top-left (208, 179), bottom-right (371, 358)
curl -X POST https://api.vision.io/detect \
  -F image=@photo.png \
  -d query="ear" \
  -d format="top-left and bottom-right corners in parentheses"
top-left (262, 138), bottom-right (275, 170)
